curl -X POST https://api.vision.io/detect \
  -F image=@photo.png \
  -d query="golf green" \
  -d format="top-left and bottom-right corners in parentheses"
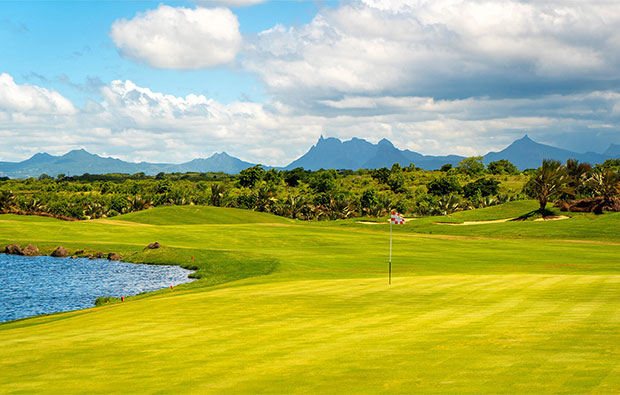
top-left (1, 202), bottom-right (619, 393)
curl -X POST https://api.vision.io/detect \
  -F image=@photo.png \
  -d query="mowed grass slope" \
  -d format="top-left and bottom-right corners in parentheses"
top-left (1, 202), bottom-right (620, 393)
top-left (107, 205), bottom-right (295, 225)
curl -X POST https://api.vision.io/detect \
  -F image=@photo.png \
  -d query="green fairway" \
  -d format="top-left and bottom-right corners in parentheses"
top-left (107, 205), bottom-right (295, 225)
top-left (1, 202), bottom-right (620, 393)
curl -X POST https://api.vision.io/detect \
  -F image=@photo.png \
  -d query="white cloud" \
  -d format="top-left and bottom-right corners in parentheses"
top-left (93, 79), bottom-right (322, 163)
top-left (246, 1), bottom-right (620, 100)
top-left (0, 73), bottom-right (76, 115)
top-left (110, 5), bottom-right (242, 69)
top-left (1, 75), bottom-right (619, 165)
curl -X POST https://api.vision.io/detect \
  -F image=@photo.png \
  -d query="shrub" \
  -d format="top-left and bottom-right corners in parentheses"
top-left (440, 163), bottom-right (452, 172)
top-left (283, 168), bottom-right (308, 187)
top-left (487, 159), bottom-right (519, 175)
top-left (309, 170), bottom-right (337, 193)
top-left (238, 165), bottom-right (265, 188)
top-left (94, 296), bottom-right (121, 306)
top-left (463, 178), bottom-right (500, 198)
top-left (360, 189), bottom-right (378, 213)
top-left (237, 192), bottom-right (257, 209)
top-left (387, 170), bottom-right (407, 193)
top-left (371, 168), bottom-right (390, 184)
top-left (427, 176), bottom-right (462, 196)
top-left (457, 156), bottom-right (485, 177)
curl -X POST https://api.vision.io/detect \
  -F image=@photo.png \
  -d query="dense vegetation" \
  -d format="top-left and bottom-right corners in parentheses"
top-left (1, 157), bottom-right (619, 220)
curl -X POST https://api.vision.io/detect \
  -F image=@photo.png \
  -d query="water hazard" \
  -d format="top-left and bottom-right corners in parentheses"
top-left (0, 254), bottom-right (194, 322)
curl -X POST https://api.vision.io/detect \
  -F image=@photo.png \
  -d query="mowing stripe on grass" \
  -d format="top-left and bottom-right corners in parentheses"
top-left (1, 275), bottom-right (619, 394)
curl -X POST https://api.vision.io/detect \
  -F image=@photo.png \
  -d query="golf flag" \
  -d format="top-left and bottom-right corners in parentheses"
top-left (390, 212), bottom-right (405, 225)
top-left (388, 212), bottom-right (404, 285)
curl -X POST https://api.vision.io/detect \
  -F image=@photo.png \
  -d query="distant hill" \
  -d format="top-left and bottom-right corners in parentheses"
top-left (166, 152), bottom-right (256, 174)
top-left (286, 135), bottom-right (619, 171)
top-left (0, 149), bottom-right (150, 178)
top-left (0, 149), bottom-right (256, 178)
top-left (284, 135), bottom-right (465, 171)
top-left (1, 135), bottom-right (619, 178)
top-left (482, 135), bottom-right (612, 170)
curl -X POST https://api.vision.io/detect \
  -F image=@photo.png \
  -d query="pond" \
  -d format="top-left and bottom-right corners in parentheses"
top-left (0, 254), bottom-right (194, 322)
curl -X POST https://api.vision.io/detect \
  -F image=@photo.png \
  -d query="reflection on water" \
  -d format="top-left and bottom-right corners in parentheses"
top-left (0, 254), bottom-right (194, 322)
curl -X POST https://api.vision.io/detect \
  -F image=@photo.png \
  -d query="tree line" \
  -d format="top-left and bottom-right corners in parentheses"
top-left (1, 157), bottom-right (619, 220)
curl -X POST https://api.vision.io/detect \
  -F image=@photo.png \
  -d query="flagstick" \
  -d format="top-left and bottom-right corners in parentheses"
top-left (389, 219), bottom-right (392, 285)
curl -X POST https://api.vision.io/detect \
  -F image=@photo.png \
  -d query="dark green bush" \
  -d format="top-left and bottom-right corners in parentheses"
top-left (427, 176), bottom-right (462, 196)
top-left (463, 178), bottom-right (500, 198)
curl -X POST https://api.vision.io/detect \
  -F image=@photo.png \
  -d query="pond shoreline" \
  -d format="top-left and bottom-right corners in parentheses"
top-left (0, 244), bottom-right (196, 323)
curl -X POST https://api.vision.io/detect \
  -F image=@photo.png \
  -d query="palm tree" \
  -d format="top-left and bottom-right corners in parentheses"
top-left (18, 197), bottom-right (46, 213)
top-left (126, 195), bottom-right (153, 212)
top-left (377, 195), bottom-right (392, 217)
top-left (254, 185), bottom-right (277, 212)
top-left (210, 184), bottom-right (226, 207)
top-left (530, 159), bottom-right (570, 211)
top-left (0, 190), bottom-right (16, 213)
top-left (330, 195), bottom-right (356, 219)
top-left (588, 169), bottom-right (620, 203)
top-left (280, 195), bottom-right (305, 219)
top-left (434, 194), bottom-right (461, 215)
top-left (565, 159), bottom-right (592, 198)
top-left (83, 201), bottom-right (105, 219)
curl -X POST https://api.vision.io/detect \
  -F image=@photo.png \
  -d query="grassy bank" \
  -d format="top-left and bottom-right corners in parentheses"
top-left (1, 202), bottom-right (619, 393)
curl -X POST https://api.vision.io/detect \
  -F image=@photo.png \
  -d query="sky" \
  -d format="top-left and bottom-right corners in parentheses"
top-left (1, 0), bottom-right (619, 166)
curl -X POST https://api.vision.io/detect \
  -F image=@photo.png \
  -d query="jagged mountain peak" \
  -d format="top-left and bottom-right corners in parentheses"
top-left (509, 134), bottom-right (538, 147)
top-left (377, 138), bottom-right (394, 148)
top-left (285, 135), bottom-right (459, 171)
top-left (315, 135), bottom-right (342, 146)
top-left (62, 148), bottom-right (97, 159)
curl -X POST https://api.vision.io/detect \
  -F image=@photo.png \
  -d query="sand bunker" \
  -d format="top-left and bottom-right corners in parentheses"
top-left (436, 218), bottom-right (514, 226)
top-left (436, 215), bottom-right (570, 225)
top-left (357, 218), bottom-right (416, 225)
top-left (533, 215), bottom-right (569, 222)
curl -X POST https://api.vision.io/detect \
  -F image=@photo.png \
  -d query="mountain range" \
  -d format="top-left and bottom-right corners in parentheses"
top-left (0, 150), bottom-right (254, 179)
top-left (284, 136), bottom-right (465, 171)
top-left (0, 135), bottom-right (618, 178)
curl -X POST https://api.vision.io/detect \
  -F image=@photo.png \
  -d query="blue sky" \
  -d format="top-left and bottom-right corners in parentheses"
top-left (0, 0), bottom-right (619, 165)
top-left (1, 1), bottom-right (326, 105)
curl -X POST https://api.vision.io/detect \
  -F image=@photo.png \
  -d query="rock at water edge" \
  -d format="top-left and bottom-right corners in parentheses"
top-left (5, 244), bottom-right (23, 255)
top-left (51, 246), bottom-right (69, 258)
top-left (22, 244), bottom-right (39, 256)
top-left (145, 242), bottom-right (161, 250)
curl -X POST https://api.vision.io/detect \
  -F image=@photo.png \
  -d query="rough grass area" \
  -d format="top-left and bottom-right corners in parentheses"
top-left (1, 202), bottom-right (620, 394)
